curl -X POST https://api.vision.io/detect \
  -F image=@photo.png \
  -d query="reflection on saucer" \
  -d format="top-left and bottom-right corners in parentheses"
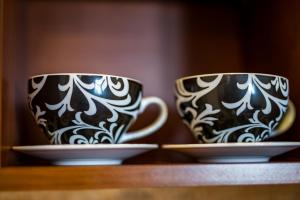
top-left (13, 144), bottom-right (158, 166)
top-left (162, 142), bottom-right (300, 163)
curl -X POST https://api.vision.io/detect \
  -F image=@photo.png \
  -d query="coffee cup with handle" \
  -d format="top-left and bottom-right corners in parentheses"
top-left (28, 73), bottom-right (168, 144)
top-left (175, 73), bottom-right (295, 143)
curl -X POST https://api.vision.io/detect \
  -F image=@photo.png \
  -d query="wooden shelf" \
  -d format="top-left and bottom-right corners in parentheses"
top-left (2, 0), bottom-right (300, 194)
top-left (1, 162), bottom-right (300, 190)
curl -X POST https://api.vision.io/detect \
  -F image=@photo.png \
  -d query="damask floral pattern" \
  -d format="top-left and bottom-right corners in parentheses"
top-left (28, 74), bottom-right (142, 144)
top-left (175, 74), bottom-right (289, 143)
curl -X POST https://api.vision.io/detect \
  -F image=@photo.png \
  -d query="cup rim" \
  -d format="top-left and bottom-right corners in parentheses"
top-left (175, 72), bottom-right (288, 83)
top-left (29, 73), bottom-right (142, 84)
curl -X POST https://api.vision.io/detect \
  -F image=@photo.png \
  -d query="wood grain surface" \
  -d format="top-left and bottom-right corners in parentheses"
top-left (1, 185), bottom-right (300, 200)
top-left (0, 0), bottom-right (3, 167)
top-left (1, 163), bottom-right (300, 190)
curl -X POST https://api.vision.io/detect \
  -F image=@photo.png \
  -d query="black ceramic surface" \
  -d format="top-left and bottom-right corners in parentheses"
top-left (28, 74), bottom-right (142, 144)
top-left (175, 73), bottom-right (289, 143)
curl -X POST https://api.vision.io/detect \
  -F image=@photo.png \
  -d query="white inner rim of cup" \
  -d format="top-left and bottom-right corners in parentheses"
top-left (29, 73), bottom-right (142, 84)
top-left (176, 72), bottom-right (288, 83)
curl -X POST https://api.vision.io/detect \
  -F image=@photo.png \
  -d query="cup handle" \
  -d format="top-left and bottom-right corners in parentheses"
top-left (272, 100), bottom-right (296, 138)
top-left (119, 97), bottom-right (168, 143)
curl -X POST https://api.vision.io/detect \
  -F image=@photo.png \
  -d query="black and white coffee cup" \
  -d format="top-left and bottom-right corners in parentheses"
top-left (175, 73), bottom-right (295, 143)
top-left (28, 73), bottom-right (168, 144)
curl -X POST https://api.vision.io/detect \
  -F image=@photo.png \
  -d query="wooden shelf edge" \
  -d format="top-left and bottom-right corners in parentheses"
top-left (1, 162), bottom-right (300, 190)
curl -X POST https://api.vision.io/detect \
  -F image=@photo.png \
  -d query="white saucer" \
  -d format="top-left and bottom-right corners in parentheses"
top-left (162, 142), bottom-right (300, 163)
top-left (12, 144), bottom-right (158, 166)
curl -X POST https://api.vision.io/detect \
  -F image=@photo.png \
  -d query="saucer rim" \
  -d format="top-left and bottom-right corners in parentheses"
top-left (12, 144), bottom-right (159, 151)
top-left (162, 142), bottom-right (300, 149)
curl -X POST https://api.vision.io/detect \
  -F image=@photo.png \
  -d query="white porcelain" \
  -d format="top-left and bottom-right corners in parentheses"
top-left (12, 144), bottom-right (158, 165)
top-left (162, 142), bottom-right (300, 163)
